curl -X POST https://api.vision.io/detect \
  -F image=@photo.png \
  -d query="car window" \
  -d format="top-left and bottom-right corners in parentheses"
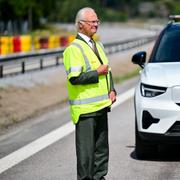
top-left (153, 27), bottom-right (180, 62)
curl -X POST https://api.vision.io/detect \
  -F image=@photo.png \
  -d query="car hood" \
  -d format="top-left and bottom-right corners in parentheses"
top-left (141, 63), bottom-right (180, 87)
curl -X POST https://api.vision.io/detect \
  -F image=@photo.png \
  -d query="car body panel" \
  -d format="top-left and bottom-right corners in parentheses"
top-left (134, 20), bottom-right (180, 144)
top-left (141, 63), bottom-right (180, 87)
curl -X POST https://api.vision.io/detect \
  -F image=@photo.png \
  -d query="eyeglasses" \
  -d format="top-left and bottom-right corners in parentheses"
top-left (79, 20), bottom-right (100, 25)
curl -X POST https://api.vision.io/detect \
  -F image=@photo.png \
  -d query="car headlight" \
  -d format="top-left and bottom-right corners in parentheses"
top-left (140, 83), bottom-right (167, 97)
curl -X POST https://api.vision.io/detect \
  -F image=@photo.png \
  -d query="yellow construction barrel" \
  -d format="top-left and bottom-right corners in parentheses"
top-left (34, 36), bottom-right (41, 50)
top-left (48, 35), bottom-right (55, 49)
top-left (20, 35), bottom-right (32, 52)
top-left (68, 35), bottom-right (75, 44)
top-left (0, 36), bottom-right (10, 55)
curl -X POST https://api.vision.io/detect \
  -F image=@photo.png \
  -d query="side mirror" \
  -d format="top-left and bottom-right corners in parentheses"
top-left (132, 51), bottom-right (146, 68)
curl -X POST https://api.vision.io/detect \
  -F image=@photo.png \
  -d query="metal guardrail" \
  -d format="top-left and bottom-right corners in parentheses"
top-left (104, 35), bottom-right (156, 54)
top-left (0, 35), bottom-right (156, 78)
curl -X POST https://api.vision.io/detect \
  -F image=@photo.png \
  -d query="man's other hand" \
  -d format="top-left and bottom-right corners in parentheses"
top-left (97, 65), bottom-right (108, 75)
top-left (109, 91), bottom-right (116, 103)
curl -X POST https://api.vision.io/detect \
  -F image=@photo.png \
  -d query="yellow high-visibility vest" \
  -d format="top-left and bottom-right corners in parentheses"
top-left (63, 39), bottom-right (112, 124)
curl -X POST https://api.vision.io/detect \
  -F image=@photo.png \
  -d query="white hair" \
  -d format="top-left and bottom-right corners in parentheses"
top-left (75, 7), bottom-right (96, 29)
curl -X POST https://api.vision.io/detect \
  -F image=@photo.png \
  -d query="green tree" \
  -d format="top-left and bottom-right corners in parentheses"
top-left (0, 0), bottom-right (180, 31)
top-left (55, 0), bottom-right (91, 22)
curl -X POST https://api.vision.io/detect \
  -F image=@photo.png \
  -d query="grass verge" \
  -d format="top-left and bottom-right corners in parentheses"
top-left (113, 68), bottom-right (140, 84)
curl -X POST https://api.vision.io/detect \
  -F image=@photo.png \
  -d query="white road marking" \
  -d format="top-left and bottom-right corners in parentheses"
top-left (0, 87), bottom-right (134, 174)
top-left (112, 87), bottom-right (135, 109)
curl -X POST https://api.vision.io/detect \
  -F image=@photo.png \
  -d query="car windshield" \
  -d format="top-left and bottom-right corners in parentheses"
top-left (153, 27), bottom-right (180, 63)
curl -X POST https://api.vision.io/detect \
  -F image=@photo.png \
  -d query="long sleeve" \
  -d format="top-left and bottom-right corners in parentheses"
top-left (109, 71), bottom-right (117, 96)
top-left (70, 69), bottom-right (116, 95)
top-left (69, 70), bottom-right (99, 85)
top-left (109, 71), bottom-right (115, 91)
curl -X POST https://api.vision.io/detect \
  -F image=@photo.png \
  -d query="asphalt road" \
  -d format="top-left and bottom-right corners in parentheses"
top-left (1, 77), bottom-right (180, 180)
top-left (58, 22), bottom-right (159, 43)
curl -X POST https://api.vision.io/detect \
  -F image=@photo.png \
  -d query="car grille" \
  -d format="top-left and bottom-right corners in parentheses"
top-left (142, 110), bottom-right (160, 129)
top-left (166, 122), bottom-right (180, 135)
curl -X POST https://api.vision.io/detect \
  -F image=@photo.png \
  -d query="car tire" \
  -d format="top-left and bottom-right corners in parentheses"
top-left (135, 121), bottom-right (158, 160)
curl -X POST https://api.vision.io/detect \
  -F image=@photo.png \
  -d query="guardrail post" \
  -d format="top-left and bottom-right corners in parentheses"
top-left (22, 62), bottom-right (25, 74)
top-left (0, 65), bottom-right (3, 78)
top-left (56, 56), bottom-right (59, 66)
top-left (40, 59), bottom-right (43, 70)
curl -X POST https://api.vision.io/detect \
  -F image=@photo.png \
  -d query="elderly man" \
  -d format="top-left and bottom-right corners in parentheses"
top-left (63, 7), bottom-right (116, 180)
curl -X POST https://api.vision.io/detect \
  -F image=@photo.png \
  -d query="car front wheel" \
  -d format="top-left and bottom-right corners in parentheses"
top-left (135, 122), bottom-right (158, 160)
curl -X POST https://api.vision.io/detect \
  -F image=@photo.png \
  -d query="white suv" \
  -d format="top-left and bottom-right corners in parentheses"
top-left (132, 15), bottom-right (180, 159)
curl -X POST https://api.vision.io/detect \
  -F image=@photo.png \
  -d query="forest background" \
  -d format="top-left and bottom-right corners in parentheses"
top-left (0, 0), bottom-right (179, 34)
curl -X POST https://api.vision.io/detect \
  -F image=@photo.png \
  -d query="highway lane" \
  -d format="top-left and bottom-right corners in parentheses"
top-left (57, 23), bottom-right (159, 44)
top-left (107, 99), bottom-right (180, 180)
top-left (1, 78), bottom-right (180, 179)
top-left (0, 78), bottom-right (135, 179)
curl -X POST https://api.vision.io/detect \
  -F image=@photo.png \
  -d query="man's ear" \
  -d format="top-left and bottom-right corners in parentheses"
top-left (78, 22), bottom-right (83, 29)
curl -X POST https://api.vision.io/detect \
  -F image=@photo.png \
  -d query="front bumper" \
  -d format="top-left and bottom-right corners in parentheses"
top-left (135, 84), bottom-right (180, 134)
top-left (139, 129), bottom-right (180, 144)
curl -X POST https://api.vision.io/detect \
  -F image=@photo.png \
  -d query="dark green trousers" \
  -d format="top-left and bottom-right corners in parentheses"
top-left (75, 112), bottom-right (109, 180)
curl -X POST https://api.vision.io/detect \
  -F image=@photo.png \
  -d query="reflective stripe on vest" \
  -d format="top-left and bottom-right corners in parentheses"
top-left (66, 66), bottom-right (82, 75)
top-left (97, 42), bottom-right (105, 52)
top-left (69, 94), bottom-right (109, 105)
top-left (71, 42), bottom-right (91, 72)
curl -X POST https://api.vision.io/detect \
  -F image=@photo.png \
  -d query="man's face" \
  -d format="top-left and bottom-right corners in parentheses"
top-left (79, 10), bottom-right (99, 37)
